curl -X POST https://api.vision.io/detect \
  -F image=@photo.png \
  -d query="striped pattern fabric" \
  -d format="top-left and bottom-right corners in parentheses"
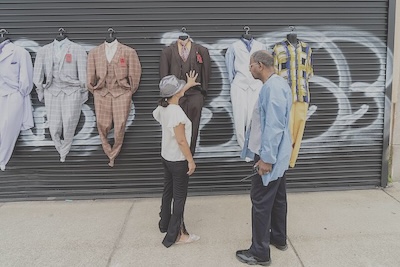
top-left (272, 40), bottom-right (313, 103)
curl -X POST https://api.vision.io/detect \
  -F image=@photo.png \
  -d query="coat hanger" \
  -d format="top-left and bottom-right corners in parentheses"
top-left (178, 27), bottom-right (189, 41)
top-left (55, 28), bottom-right (67, 41)
top-left (286, 26), bottom-right (298, 44)
top-left (0, 29), bottom-right (10, 43)
top-left (105, 28), bottom-right (117, 43)
top-left (241, 26), bottom-right (253, 41)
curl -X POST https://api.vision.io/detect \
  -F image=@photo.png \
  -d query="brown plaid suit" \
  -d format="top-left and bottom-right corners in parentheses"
top-left (87, 42), bottom-right (141, 166)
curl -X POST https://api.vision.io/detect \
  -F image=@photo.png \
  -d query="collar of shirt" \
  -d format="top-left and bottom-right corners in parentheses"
top-left (105, 39), bottom-right (118, 62)
top-left (240, 37), bottom-right (253, 52)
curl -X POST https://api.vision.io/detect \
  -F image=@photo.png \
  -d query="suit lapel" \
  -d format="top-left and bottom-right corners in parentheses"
top-left (111, 42), bottom-right (122, 65)
top-left (0, 42), bottom-right (15, 62)
top-left (172, 42), bottom-right (183, 66)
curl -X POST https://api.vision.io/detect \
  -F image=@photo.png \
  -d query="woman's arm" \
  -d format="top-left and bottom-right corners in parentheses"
top-left (174, 123), bottom-right (196, 175)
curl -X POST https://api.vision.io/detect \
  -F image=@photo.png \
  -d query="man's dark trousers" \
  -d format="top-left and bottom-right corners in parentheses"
top-left (248, 156), bottom-right (287, 260)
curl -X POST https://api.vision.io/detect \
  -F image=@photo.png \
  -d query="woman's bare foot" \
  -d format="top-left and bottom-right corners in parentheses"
top-left (175, 233), bottom-right (200, 244)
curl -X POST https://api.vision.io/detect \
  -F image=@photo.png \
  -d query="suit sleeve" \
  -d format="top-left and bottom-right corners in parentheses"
top-left (200, 46), bottom-right (211, 93)
top-left (259, 85), bottom-right (287, 165)
top-left (86, 49), bottom-right (96, 93)
top-left (159, 47), bottom-right (170, 79)
top-left (225, 45), bottom-right (235, 84)
top-left (33, 47), bottom-right (46, 102)
top-left (128, 48), bottom-right (141, 94)
top-left (19, 49), bottom-right (34, 96)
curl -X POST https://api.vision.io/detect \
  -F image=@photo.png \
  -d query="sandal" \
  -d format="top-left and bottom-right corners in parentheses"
top-left (175, 234), bottom-right (200, 245)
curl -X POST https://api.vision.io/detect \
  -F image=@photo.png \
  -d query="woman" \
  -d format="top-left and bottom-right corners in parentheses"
top-left (153, 70), bottom-right (200, 247)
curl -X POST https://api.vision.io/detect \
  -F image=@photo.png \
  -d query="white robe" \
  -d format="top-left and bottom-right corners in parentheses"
top-left (0, 40), bottom-right (34, 171)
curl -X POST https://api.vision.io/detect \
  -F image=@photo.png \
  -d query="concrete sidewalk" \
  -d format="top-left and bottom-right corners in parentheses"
top-left (0, 183), bottom-right (399, 267)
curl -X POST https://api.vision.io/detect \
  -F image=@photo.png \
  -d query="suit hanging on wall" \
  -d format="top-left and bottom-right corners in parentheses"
top-left (272, 25), bottom-right (314, 167)
top-left (0, 29), bottom-right (34, 171)
top-left (33, 28), bottom-right (89, 163)
top-left (87, 28), bottom-right (142, 167)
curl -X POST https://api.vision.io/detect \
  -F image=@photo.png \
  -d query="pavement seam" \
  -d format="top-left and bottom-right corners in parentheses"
top-left (383, 189), bottom-right (400, 204)
top-left (106, 201), bottom-right (135, 267)
top-left (288, 237), bottom-right (306, 267)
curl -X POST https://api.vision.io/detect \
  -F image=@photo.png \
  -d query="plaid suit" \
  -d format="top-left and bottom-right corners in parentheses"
top-left (33, 39), bottom-right (88, 162)
top-left (87, 42), bottom-right (141, 166)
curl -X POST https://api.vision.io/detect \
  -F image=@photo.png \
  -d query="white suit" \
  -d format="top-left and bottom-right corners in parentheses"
top-left (225, 39), bottom-right (266, 148)
top-left (0, 40), bottom-right (34, 171)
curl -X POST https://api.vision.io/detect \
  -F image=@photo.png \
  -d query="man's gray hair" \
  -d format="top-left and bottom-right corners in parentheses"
top-left (251, 50), bottom-right (274, 67)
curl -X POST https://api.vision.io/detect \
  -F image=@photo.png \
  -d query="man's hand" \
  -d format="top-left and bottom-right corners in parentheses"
top-left (255, 160), bottom-right (272, 176)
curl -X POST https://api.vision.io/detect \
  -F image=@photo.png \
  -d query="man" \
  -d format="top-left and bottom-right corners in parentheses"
top-left (236, 50), bottom-right (292, 266)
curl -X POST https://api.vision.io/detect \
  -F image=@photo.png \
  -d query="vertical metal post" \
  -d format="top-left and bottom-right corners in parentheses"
top-left (382, 0), bottom-right (397, 187)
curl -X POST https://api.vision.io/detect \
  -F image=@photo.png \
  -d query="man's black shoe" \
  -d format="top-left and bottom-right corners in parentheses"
top-left (270, 242), bottom-right (288, 251)
top-left (235, 250), bottom-right (271, 266)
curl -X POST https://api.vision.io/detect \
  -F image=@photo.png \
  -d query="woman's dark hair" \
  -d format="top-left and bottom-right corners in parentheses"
top-left (158, 97), bottom-right (171, 107)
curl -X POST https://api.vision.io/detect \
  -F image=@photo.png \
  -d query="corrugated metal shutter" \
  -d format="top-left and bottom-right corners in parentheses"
top-left (0, 0), bottom-right (391, 201)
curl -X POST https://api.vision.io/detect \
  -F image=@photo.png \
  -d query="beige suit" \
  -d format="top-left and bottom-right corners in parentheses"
top-left (87, 41), bottom-right (141, 166)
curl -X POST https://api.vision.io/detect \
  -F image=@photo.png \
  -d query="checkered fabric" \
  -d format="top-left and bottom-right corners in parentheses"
top-left (272, 40), bottom-right (313, 103)
top-left (87, 41), bottom-right (141, 162)
top-left (87, 42), bottom-right (142, 96)
top-left (93, 90), bottom-right (132, 161)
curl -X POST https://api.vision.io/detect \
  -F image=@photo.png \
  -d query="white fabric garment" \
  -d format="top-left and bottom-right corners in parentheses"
top-left (0, 41), bottom-right (34, 171)
top-left (225, 39), bottom-right (266, 148)
top-left (153, 104), bottom-right (192, 162)
top-left (105, 40), bottom-right (118, 63)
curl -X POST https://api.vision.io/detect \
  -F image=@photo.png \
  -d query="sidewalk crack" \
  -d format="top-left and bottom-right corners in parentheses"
top-left (106, 201), bottom-right (135, 267)
top-left (288, 236), bottom-right (305, 267)
top-left (383, 189), bottom-right (400, 204)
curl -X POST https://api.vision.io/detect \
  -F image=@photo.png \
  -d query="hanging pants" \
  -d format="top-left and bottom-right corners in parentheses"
top-left (94, 90), bottom-right (132, 162)
top-left (44, 89), bottom-right (82, 161)
top-left (230, 84), bottom-right (260, 149)
top-left (159, 158), bottom-right (189, 248)
top-left (289, 102), bottom-right (309, 167)
top-left (0, 92), bottom-right (24, 170)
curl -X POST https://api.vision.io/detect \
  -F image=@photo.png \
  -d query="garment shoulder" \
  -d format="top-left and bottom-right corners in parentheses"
top-left (193, 43), bottom-right (208, 52)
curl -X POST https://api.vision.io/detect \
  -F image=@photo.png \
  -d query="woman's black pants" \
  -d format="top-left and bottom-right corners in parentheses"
top-left (159, 158), bottom-right (189, 247)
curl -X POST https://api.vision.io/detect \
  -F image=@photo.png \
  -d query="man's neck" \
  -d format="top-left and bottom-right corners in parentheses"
top-left (261, 70), bottom-right (275, 83)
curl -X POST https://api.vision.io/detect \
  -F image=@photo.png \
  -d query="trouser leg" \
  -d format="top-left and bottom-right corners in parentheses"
top-left (249, 156), bottom-right (285, 260)
top-left (289, 102), bottom-right (308, 167)
top-left (59, 90), bottom-right (82, 160)
top-left (94, 93), bottom-right (113, 158)
top-left (109, 91), bottom-right (132, 162)
top-left (44, 90), bottom-right (63, 154)
top-left (159, 158), bottom-right (173, 232)
top-left (270, 174), bottom-right (287, 245)
top-left (162, 160), bottom-right (189, 248)
top-left (0, 93), bottom-right (24, 169)
top-left (230, 84), bottom-right (246, 149)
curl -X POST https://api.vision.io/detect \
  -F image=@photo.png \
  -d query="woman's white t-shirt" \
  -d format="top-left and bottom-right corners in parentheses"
top-left (153, 104), bottom-right (192, 162)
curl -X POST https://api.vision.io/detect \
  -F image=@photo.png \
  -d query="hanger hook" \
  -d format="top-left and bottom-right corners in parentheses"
top-left (181, 27), bottom-right (187, 33)
top-left (0, 29), bottom-right (8, 38)
top-left (244, 26), bottom-right (250, 35)
top-left (58, 28), bottom-right (65, 35)
top-left (289, 26), bottom-right (295, 32)
top-left (108, 28), bottom-right (115, 38)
